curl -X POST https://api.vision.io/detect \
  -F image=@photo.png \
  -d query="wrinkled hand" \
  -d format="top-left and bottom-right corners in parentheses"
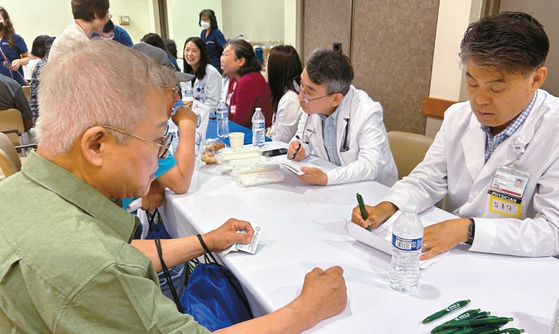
top-left (296, 166), bottom-right (327, 186)
top-left (10, 59), bottom-right (22, 71)
top-left (295, 266), bottom-right (347, 326)
top-left (141, 179), bottom-right (166, 211)
top-left (172, 104), bottom-right (198, 127)
top-left (288, 140), bottom-right (305, 161)
top-left (203, 218), bottom-right (254, 252)
top-left (351, 201), bottom-right (398, 230)
top-left (420, 217), bottom-right (471, 260)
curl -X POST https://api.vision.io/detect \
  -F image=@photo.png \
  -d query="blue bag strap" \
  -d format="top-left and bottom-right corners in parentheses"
top-left (196, 234), bottom-right (254, 319)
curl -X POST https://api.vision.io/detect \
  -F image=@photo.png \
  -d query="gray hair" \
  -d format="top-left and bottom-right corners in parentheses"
top-left (459, 11), bottom-right (549, 77)
top-left (305, 48), bottom-right (354, 95)
top-left (36, 39), bottom-right (179, 155)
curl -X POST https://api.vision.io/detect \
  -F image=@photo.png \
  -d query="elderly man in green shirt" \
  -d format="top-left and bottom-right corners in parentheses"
top-left (0, 39), bottom-right (347, 333)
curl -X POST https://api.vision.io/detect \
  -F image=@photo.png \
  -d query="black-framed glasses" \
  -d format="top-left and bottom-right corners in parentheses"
top-left (102, 125), bottom-right (172, 158)
top-left (293, 76), bottom-right (334, 104)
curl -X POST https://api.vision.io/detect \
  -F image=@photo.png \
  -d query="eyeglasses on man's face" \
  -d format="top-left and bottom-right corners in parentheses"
top-left (293, 76), bottom-right (334, 104)
top-left (102, 125), bottom-right (172, 158)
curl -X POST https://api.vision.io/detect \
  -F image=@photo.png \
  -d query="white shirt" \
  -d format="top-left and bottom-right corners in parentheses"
top-left (383, 89), bottom-right (559, 257)
top-left (193, 64), bottom-right (222, 110)
top-left (291, 85), bottom-right (398, 186)
top-left (49, 22), bottom-right (90, 62)
top-left (269, 90), bottom-right (303, 143)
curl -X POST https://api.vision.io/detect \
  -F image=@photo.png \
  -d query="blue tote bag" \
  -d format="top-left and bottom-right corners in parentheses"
top-left (180, 235), bottom-right (253, 331)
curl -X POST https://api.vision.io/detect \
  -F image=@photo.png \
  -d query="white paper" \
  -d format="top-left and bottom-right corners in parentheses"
top-left (348, 213), bottom-right (448, 269)
top-left (222, 223), bottom-right (263, 255)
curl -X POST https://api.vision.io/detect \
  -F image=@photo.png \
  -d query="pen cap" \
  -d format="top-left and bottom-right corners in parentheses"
top-left (402, 203), bottom-right (417, 213)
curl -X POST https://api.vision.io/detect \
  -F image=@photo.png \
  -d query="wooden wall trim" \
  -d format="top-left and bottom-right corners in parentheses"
top-left (422, 96), bottom-right (458, 118)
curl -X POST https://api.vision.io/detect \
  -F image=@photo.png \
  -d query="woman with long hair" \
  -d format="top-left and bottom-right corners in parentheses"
top-left (199, 9), bottom-right (226, 73)
top-left (220, 39), bottom-right (273, 129)
top-left (266, 45), bottom-right (304, 142)
top-left (182, 37), bottom-right (221, 109)
top-left (0, 7), bottom-right (30, 86)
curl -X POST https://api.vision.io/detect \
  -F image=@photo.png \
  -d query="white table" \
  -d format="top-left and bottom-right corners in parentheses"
top-left (160, 145), bottom-right (559, 333)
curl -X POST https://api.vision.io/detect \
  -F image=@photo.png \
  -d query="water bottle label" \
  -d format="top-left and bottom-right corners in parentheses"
top-left (392, 235), bottom-right (422, 251)
top-left (253, 122), bottom-right (265, 130)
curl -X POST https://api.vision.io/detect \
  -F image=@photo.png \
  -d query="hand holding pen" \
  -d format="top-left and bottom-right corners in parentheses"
top-left (289, 136), bottom-right (304, 160)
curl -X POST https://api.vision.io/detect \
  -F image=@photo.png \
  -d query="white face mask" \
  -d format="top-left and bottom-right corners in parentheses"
top-left (101, 35), bottom-right (114, 40)
top-left (200, 21), bottom-right (211, 30)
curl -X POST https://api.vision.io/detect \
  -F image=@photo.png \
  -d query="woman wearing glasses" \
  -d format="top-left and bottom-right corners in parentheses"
top-left (265, 45), bottom-right (304, 143)
top-left (0, 7), bottom-right (30, 86)
top-left (221, 39), bottom-right (273, 129)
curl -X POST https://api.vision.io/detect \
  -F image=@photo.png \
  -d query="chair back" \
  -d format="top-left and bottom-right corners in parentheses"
top-left (0, 132), bottom-right (21, 179)
top-left (387, 131), bottom-right (434, 179)
top-left (0, 108), bottom-right (25, 146)
top-left (22, 85), bottom-right (31, 102)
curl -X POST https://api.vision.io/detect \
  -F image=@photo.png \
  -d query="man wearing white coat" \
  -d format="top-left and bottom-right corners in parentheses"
top-left (352, 12), bottom-right (559, 260)
top-left (287, 48), bottom-right (397, 186)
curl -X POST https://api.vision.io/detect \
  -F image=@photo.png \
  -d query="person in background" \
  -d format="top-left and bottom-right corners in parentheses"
top-left (265, 45), bottom-right (304, 143)
top-left (164, 39), bottom-right (179, 68)
top-left (288, 48), bottom-right (397, 187)
top-left (183, 36), bottom-right (221, 110)
top-left (199, 9), bottom-right (226, 73)
top-left (24, 35), bottom-right (49, 80)
top-left (141, 33), bottom-right (180, 71)
top-left (91, 19), bottom-right (133, 47)
top-left (0, 7), bottom-right (30, 86)
top-left (221, 39), bottom-right (273, 129)
top-left (49, 0), bottom-right (110, 61)
top-left (29, 36), bottom-right (54, 120)
top-left (0, 38), bottom-right (347, 333)
top-left (0, 74), bottom-right (33, 129)
top-left (352, 12), bottom-right (559, 260)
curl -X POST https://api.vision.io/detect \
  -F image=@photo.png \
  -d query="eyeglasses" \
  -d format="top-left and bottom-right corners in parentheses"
top-left (102, 125), bottom-right (172, 158)
top-left (293, 76), bottom-right (334, 104)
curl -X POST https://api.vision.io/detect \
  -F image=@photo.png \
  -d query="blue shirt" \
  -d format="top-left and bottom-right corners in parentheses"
top-left (120, 153), bottom-right (177, 209)
top-left (200, 28), bottom-right (227, 73)
top-left (0, 34), bottom-right (28, 86)
top-left (318, 106), bottom-right (342, 166)
top-left (91, 25), bottom-right (133, 47)
top-left (481, 91), bottom-right (537, 162)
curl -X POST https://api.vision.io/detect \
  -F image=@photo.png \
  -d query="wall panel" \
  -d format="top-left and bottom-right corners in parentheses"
top-left (351, 0), bottom-right (439, 134)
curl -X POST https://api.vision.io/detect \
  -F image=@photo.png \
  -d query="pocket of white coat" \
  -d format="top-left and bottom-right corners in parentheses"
top-left (339, 147), bottom-right (358, 165)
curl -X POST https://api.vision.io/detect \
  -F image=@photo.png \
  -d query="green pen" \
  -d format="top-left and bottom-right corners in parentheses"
top-left (455, 326), bottom-right (499, 334)
top-left (437, 317), bottom-right (512, 329)
top-left (356, 193), bottom-right (370, 231)
top-left (422, 299), bottom-right (471, 324)
top-left (431, 309), bottom-right (482, 332)
top-left (496, 329), bottom-right (524, 334)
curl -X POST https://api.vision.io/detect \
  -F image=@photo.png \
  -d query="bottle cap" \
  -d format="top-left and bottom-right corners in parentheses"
top-left (402, 203), bottom-right (417, 213)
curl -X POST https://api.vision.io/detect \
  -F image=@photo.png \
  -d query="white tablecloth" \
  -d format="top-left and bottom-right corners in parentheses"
top-left (160, 143), bottom-right (559, 333)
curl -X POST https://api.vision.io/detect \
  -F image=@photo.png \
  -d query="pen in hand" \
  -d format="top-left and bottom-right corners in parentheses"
top-left (292, 142), bottom-right (301, 160)
top-left (356, 193), bottom-right (371, 231)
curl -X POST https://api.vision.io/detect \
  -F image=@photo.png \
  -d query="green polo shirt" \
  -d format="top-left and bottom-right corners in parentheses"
top-left (0, 152), bottom-right (210, 334)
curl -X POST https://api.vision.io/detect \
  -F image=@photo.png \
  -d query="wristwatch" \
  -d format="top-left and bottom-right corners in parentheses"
top-left (466, 218), bottom-right (475, 246)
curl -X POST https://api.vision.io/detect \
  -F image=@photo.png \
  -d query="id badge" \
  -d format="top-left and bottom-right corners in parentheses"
top-left (487, 166), bottom-right (530, 218)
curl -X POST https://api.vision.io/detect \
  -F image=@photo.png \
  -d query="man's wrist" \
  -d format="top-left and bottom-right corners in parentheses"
top-left (465, 218), bottom-right (475, 246)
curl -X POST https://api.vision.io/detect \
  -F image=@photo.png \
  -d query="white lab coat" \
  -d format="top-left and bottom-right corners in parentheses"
top-left (269, 90), bottom-right (303, 143)
top-left (384, 89), bottom-right (559, 257)
top-left (292, 85), bottom-right (397, 186)
top-left (193, 64), bottom-right (222, 109)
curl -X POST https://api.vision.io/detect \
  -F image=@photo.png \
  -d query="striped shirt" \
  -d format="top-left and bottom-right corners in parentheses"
top-left (481, 91), bottom-right (538, 162)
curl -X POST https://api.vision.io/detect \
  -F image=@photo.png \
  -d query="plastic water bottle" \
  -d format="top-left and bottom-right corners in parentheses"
top-left (217, 104), bottom-right (229, 138)
top-left (389, 203), bottom-right (423, 292)
top-left (168, 118), bottom-right (179, 155)
top-left (252, 107), bottom-right (265, 147)
top-left (182, 81), bottom-right (193, 103)
top-left (551, 296), bottom-right (559, 334)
